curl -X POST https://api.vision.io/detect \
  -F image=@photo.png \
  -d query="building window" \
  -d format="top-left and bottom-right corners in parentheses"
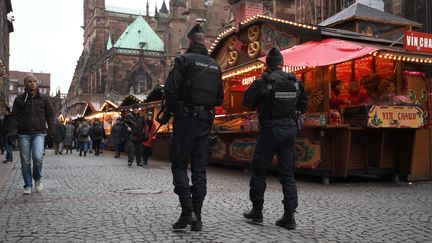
top-left (40, 88), bottom-right (46, 94)
top-left (128, 68), bottom-right (151, 94)
top-left (18, 87), bottom-right (24, 93)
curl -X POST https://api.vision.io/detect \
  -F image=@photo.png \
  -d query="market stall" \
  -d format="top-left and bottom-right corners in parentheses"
top-left (152, 15), bottom-right (432, 182)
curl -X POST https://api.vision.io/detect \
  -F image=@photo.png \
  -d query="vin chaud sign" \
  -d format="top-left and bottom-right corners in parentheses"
top-left (404, 30), bottom-right (432, 53)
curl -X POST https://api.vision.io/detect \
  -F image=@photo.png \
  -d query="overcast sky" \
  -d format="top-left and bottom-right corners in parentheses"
top-left (9, 0), bottom-right (168, 95)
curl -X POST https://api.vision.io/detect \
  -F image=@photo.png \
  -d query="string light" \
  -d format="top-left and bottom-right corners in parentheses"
top-left (375, 51), bottom-right (432, 64)
top-left (209, 14), bottom-right (318, 54)
top-left (282, 66), bottom-right (307, 72)
top-left (222, 63), bottom-right (265, 80)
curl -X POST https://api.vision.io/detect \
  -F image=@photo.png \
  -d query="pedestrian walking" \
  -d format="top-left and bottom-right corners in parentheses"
top-left (0, 113), bottom-right (5, 155)
top-left (90, 120), bottom-right (105, 156)
top-left (5, 74), bottom-right (55, 195)
top-left (161, 24), bottom-right (224, 231)
top-left (64, 120), bottom-right (75, 154)
top-left (142, 111), bottom-right (157, 165)
top-left (54, 117), bottom-right (65, 155)
top-left (124, 105), bottom-right (147, 166)
top-left (2, 107), bottom-right (13, 163)
top-left (242, 47), bottom-right (308, 230)
top-left (77, 120), bottom-right (91, 156)
top-left (110, 118), bottom-right (126, 158)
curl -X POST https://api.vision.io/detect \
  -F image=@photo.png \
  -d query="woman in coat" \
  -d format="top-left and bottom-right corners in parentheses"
top-left (64, 120), bottom-right (75, 154)
top-left (142, 111), bottom-right (157, 165)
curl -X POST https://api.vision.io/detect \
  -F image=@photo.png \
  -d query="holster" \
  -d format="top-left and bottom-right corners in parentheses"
top-left (181, 105), bottom-right (215, 121)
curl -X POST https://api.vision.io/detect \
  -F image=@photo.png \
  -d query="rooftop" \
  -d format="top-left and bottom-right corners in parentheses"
top-left (319, 3), bottom-right (422, 27)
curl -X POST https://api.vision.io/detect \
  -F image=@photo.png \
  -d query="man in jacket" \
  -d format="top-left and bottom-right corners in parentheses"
top-left (5, 74), bottom-right (55, 195)
top-left (124, 105), bottom-right (147, 166)
top-left (90, 120), bottom-right (105, 156)
top-left (163, 24), bottom-right (224, 231)
top-left (242, 48), bottom-right (308, 230)
top-left (110, 118), bottom-right (126, 158)
top-left (77, 120), bottom-right (91, 156)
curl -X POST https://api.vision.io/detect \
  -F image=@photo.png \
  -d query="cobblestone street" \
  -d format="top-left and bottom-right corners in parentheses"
top-left (0, 150), bottom-right (431, 242)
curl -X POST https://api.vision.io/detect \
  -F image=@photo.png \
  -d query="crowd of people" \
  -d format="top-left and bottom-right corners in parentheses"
top-left (34, 107), bottom-right (157, 164)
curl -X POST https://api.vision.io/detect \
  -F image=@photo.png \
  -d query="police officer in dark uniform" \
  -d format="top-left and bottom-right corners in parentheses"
top-left (242, 47), bottom-right (308, 230)
top-left (162, 24), bottom-right (224, 231)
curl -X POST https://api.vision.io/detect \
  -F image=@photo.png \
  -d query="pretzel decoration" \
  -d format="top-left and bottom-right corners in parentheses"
top-left (247, 41), bottom-right (261, 59)
top-left (228, 51), bottom-right (239, 66)
top-left (247, 25), bottom-right (260, 42)
top-left (228, 35), bottom-right (238, 51)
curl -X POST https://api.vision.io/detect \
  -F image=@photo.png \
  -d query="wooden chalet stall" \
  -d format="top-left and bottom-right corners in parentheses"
top-left (206, 15), bottom-right (432, 183)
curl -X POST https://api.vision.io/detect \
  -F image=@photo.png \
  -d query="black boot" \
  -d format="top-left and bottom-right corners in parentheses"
top-left (243, 208), bottom-right (263, 224)
top-left (173, 211), bottom-right (198, 230)
top-left (191, 205), bottom-right (203, 231)
top-left (276, 212), bottom-right (296, 230)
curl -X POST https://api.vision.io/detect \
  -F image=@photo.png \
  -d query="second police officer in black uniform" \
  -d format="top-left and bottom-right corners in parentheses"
top-left (242, 47), bottom-right (308, 230)
top-left (163, 24), bottom-right (224, 231)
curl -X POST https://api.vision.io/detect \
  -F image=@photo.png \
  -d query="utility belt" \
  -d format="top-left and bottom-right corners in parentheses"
top-left (175, 103), bottom-right (215, 121)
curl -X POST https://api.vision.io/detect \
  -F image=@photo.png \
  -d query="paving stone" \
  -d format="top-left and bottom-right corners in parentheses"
top-left (0, 149), bottom-right (431, 242)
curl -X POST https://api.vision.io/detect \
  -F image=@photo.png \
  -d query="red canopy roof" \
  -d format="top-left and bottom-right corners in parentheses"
top-left (260, 38), bottom-right (378, 67)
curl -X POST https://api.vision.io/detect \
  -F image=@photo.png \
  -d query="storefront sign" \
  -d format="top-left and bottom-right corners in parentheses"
top-left (368, 105), bottom-right (424, 128)
top-left (241, 76), bottom-right (256, 86)
top-left (404, 31), bottom-right (432, 53)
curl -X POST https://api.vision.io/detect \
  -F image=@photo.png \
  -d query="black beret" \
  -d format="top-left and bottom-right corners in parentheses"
top-left (187, 24), bottom-right (204, 38)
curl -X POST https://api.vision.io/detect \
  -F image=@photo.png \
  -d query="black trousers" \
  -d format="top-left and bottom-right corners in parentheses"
top-left (249, 126), bottom-right (298, 213)
top-left (171, 115), bottom-right (212, 218)
top-left (128, 141), bottom-right (143, 164)
top-left (93, 139), bottom-right (101, 155)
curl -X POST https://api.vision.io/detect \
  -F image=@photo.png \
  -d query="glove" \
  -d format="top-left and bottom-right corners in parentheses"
top-left (156, 112), bottom-right (172, 125)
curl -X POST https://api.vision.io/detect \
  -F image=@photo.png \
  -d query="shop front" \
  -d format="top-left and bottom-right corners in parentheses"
top-left (153, 15), bottom-right (432, 183)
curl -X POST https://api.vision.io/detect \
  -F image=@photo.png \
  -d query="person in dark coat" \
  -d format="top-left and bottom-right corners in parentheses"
top-left (162, 24), bottom-right (224, 231)
top-left (0, 114), bottom-right (4, 155)
top-left (64, 120), bottom-right (75, 154)
top-left (2, 107), bottom-right (13, 163)
top-left (90, 120), bottom-right (105, 156)
top-left (5, 74), bottom-right (55, 195)
top-left (76, 120), bottom-right (91, 156)
top-left (110, 118), bottom-right (126, 158)
top-left (54, 118), bottom-right (65, 155)
top-left (242, 48), bottom-right (308, 230)
top-left (124, 105), bottom-right (147, 166)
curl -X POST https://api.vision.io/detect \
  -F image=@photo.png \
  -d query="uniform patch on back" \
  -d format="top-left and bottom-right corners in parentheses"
top-left (275, 92), bottom-right (297, 99)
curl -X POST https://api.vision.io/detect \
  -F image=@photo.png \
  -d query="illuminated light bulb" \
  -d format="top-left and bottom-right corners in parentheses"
top-left (379, 55), bottom-right (383, 58)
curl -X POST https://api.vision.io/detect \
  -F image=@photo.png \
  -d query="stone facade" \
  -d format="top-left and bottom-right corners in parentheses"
top-left (0, 0), bottom-right (13, 115)
top-left (66, 0), bottom-right (231, 116)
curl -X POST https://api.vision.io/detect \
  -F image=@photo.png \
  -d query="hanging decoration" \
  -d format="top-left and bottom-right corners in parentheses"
top-left (227, 51), bottom-right (239, 66)
top-left (247, 25), bottom-right (260, 42)
top-left (248, 41), bottom-right (261, 59)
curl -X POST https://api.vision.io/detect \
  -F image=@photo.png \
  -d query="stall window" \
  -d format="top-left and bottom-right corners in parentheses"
top-left (335, 61), bottom-right (352, 100)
